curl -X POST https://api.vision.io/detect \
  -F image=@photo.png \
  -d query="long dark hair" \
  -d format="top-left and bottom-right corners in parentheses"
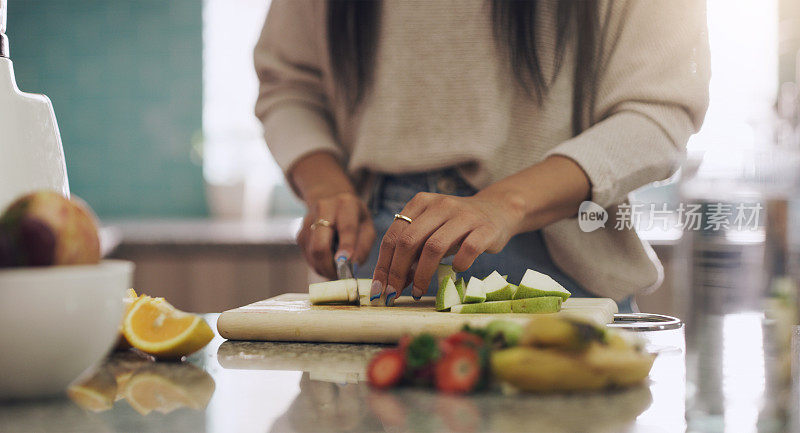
top-left (327, 0), bottom-right (598, 136)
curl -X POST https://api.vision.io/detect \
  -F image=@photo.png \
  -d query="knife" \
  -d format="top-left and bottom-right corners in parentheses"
top-left (336, 255), bottom-right (359, 302)
top-left (333, 232), bottom-right (359, 303)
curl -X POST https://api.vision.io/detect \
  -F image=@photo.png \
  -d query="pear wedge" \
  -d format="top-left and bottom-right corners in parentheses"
top-left (514, 269), bottom-right (571, 301)
top-left (462, 276), bottom-right (486, 303)
top-left (483, 271), bottom-right (515, 301)
top-left (435, 276), bottom-right (461, 311)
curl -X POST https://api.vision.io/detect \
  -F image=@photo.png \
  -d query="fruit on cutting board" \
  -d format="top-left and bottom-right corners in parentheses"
top-left (513, 269), bottom-right (571, 301)
top-left (451, 300), bottom-right (512, 314)
top-left (0, 190), bottom-right (100, 267)
top-left (309, 279), bottom-right (360, 304)
top-left (437, 264), bottom-right (457, 287)
top-left (450, 297), bottom-right (561, 314)
top-left (122, 296), bottom-right (214, 359)
top-left (462, 276), bottom-right (486, 303)
top-left (483, 271), bottom-right (516, 301)
top-left (491, 316), bottom-right (655, 392)
top-left (357, 280), bottom-right (375, 306)
top-left (454, 277), bottom-right (465, 301)
top-left (435, 275), bottom-right (461, 311)
top-left (510, 297), bottom-right (562, 313)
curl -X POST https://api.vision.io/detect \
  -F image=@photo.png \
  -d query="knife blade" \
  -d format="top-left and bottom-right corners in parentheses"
top-left (333, 232), bottom-right (359, 303)
top-left (335, 255), bottom-right (358, 302)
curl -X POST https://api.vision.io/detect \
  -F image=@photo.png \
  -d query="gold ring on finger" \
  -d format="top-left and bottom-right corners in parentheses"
top-left (394, 213), bottom-right (413, 224)
top-left (310, 219), bottom-right (334, 230)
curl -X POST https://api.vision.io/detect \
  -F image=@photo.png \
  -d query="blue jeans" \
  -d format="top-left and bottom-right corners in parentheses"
top-left (354, 169), bottom-right (633, 313)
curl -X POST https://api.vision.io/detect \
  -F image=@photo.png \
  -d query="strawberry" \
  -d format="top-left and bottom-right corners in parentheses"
top-left (444, 331), bottom-right (485, 349)
top-left (398, 335), bottom-right (412, 354)
top-left (434, 346), bottom-right (481, 394)
top-left (368, 349), bottom-right (406, 389)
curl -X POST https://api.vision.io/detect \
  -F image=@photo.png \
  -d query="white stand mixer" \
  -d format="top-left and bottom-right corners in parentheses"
top-left (0, 0), bottom-right (69, 211)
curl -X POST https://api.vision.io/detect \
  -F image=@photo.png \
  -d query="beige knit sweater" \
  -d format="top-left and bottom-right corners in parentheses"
top-left (254, 0), bottom-right (710, 300)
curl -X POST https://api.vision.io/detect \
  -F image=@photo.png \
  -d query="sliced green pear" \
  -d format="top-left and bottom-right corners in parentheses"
top-left (345, 278), bottom-right (359, 302)
top-left (356, 279), bottom-right (376, 306)
top-left (437, 264), bottom-right (457, 287)
top-left (511, 296), bottom-right (562, 314)
top-left (309, 280), bottom-right (352, 304)
top-left (455, 277), bottom-right (465, 301)
top-left (435, 276), bottom-right (461, 311)
top-left (514, 269), bottom-right (571, 301)
top-left (462, 276), bottom-right (486, 303)
top-left (452, 300), bottom-right (513, 314)
top-left (483, 271), bottom-right (515, 301)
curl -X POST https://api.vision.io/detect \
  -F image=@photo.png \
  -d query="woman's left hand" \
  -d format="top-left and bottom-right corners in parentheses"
top-left (370, 192), bottom-right (523, 304)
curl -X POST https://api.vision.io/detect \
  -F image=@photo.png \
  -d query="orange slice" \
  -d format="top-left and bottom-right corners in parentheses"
top-left (115, 289), bottom-right (143, 350)
top-left (122, 296), bottom-right (213, 359)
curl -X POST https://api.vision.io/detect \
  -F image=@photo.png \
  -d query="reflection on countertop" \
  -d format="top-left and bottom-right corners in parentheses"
top-left (67, 351), bottom-right (215, 415)
top-left (267, 372), bottom-right (653, 433)
top-left (0, 315), bottom-right (687, 433)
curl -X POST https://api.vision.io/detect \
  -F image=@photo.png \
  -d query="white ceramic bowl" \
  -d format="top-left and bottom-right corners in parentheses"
top-left (0, 260), bottom-right (133, 399)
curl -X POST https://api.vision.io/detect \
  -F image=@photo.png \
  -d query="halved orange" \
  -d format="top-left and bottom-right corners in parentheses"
top-left (122, 296), bottom-right (213, 359)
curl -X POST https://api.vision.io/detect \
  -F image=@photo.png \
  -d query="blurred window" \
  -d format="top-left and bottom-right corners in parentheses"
top-left (632, 0), bottom-right (779, 234)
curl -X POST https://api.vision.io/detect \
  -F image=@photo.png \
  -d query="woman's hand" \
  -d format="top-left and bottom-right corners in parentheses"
top-left (369, 156), bottom-right (591, 304)
top-left (297, 191), bottom-right (376, 279)
top-left (290, 151), bottom-right (375, 279)
top-left (370, 192), bottom-right (524, 303)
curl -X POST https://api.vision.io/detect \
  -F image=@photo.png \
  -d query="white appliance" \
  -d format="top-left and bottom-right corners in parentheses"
top-left (0, 0), bottom-right (69, 211)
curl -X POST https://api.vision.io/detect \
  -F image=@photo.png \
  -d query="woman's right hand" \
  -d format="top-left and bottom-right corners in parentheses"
top-left (296, 191), bottom-right (376, 279)
top-left (290, 151), bottom-right (375, 278)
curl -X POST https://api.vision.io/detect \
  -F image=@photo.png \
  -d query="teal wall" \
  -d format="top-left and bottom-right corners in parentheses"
top-left (7, 0), bottom-right (206, 218)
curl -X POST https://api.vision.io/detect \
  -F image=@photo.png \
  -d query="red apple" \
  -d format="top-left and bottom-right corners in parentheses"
top-left (0, 190), bottom-right (101, 267)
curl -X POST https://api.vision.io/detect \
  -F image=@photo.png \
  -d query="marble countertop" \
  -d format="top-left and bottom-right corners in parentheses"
top-left (101, 218), bottom-right (303, 255)
top-left (0, 315), bottom-right (696, 433)
top-left (104, 218), bottom-right (302, 247)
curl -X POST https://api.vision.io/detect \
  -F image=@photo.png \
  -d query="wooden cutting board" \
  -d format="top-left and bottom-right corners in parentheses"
top-left (217, 293), bottom-right (618, 343)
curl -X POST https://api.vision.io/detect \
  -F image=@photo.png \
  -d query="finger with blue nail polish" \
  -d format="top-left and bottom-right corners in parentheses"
top-left (412, 285), bottom-right (424, 301)
top-left (385, 286), bottom-right (397, 306)
top-left (334, 251), bottom-right (350, 263)
top-left (369, 279), bottom-right (383, 306)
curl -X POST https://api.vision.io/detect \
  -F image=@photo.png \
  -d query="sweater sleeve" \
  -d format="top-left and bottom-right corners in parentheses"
top-left (544, 0), bottom-right (710, 208)
top-left (254, 0), bottom-right (343, 177)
